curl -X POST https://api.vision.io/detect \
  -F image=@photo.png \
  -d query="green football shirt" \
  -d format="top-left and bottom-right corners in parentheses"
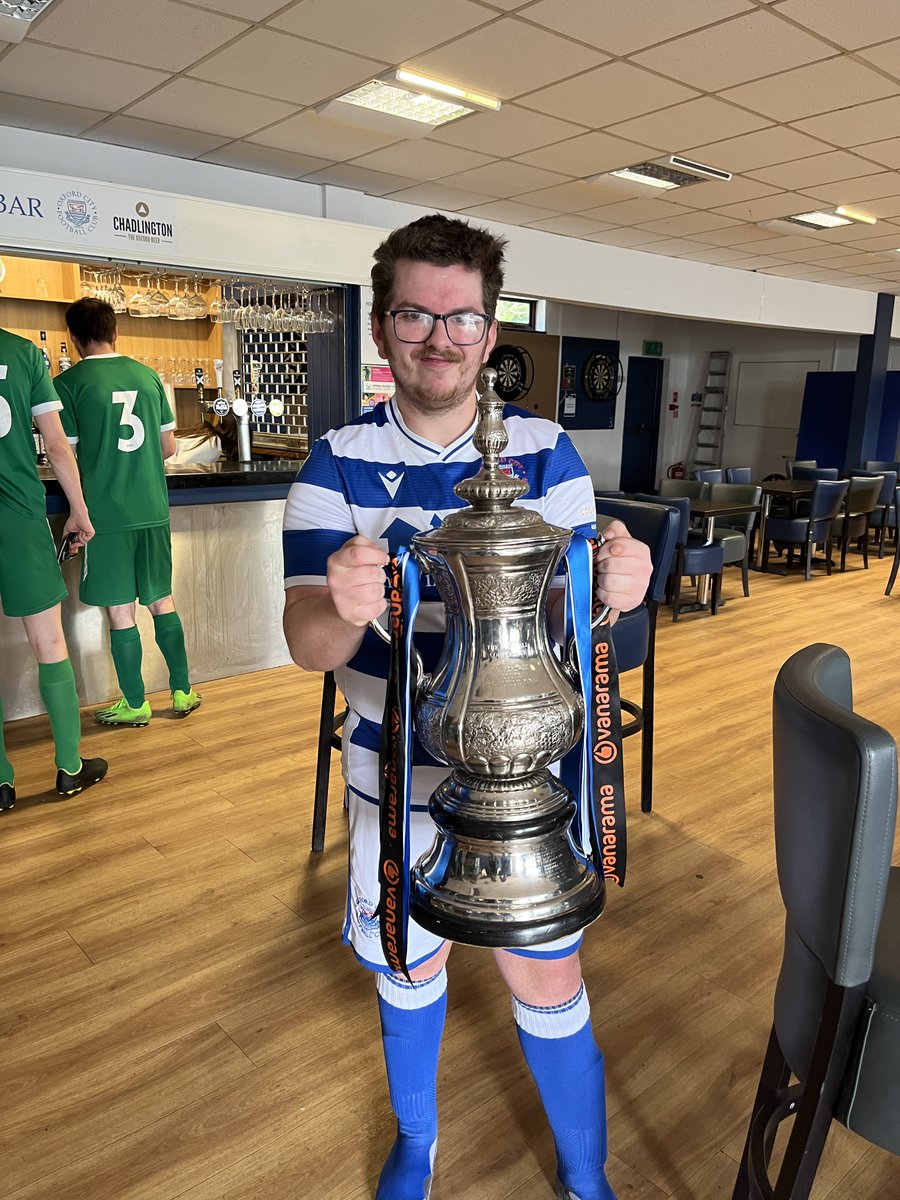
top-left (0, 327), bottom-right (63, 518)
top-left (55, 354), bottom-right (176, 533)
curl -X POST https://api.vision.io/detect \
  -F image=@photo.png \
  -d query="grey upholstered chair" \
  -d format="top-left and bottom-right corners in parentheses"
top-left (830, 474), bottom-right (884, 571)
top-left (732, 643), bottom-right (900, 1200)
top-left (659, 477), bottom-right (705, 500)
top-left (708, 482), bottom-right (762, 597)
top-left (725, 466), bottom-right (752, 484)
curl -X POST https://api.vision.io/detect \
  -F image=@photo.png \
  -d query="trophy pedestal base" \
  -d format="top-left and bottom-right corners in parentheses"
top-left (409, 770), bottom-right (606, 949)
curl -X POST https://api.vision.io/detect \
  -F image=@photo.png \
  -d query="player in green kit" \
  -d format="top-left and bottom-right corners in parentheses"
top-left (0, 326), bottom-right (108, 809)
top-left (55, 299), bottom-right (201, 726)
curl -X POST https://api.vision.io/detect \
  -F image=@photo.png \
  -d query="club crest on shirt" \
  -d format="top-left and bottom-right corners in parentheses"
top-left (353, 892), bottom-right (380, 939)
top-left (499, 456), bottom-right (527, 481)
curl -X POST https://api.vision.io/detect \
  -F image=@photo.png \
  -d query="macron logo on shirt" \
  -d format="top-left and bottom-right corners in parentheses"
top-left (378, 470), bottom-right (404, 499)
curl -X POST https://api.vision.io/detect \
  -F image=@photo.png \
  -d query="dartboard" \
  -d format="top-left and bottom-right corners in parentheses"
top-left (487, 344), bottom-right (534, 403)
top-left (583, 352), bottom-right (623, 402)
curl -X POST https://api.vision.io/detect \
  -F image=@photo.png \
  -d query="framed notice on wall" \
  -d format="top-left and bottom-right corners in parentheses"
top-left (362, 363), bottom-right (395, 410)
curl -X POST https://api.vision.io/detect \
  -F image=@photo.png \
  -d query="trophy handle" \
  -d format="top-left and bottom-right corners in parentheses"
top-left (369, 618), bottom-right (426, 690)
top-left (565, 603), bottom-right (612, 677)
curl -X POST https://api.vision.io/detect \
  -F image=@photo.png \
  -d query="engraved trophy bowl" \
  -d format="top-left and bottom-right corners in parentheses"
top-left (405, 367), bottom-right (606, 947)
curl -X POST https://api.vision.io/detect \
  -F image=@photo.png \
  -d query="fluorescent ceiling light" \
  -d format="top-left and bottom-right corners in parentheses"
top-left (668, 155), bottom-right (732, 182)
top-left (834, 206), bottom-right (877, 226)
top-left (0, 0), bottom-right (61, 42)
top-left (604, 161), bottom-right (705, 190)
top-left (607, 167), bottom-right (678, 190)
top-left (320, 70), bottom-right (500, 138)
top-left (783, 211), bottom-right (854, 230)
top-left (393, 69), bottom-right (500, 113)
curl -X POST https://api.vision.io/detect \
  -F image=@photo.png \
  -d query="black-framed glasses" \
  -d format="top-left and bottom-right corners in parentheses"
top-left (388, 309), bottom-right (491, 346)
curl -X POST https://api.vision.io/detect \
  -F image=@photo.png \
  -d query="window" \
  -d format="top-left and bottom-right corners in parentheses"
top-left (496, 296), bottom-right (537, 330)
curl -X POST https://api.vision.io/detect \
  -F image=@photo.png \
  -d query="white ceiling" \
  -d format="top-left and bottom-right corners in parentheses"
top-left (4, 0), bottom-right (900, 291)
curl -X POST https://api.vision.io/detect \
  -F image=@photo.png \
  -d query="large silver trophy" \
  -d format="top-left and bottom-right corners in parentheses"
top-left (403, 367), bottom-right (606, 947)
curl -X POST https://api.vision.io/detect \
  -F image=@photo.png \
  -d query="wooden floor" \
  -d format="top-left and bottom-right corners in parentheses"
top-left (2, 547), bottom-right (899, 1200)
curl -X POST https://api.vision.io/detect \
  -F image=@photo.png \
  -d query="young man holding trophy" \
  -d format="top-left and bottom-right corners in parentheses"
top-left (283, 214), bottom-right (651, 1200)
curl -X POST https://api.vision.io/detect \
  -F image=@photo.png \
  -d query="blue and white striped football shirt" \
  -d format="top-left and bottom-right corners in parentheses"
top-left (283, 396), bottom-right (596, 806)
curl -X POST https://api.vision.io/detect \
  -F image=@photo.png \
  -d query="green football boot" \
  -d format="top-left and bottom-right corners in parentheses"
top-left (94, 697), bottom-right (152, 727)
top-left (172, 688), bottom-right (202, 717)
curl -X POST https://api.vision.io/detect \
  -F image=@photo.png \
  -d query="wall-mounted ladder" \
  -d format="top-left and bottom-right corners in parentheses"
top-left (691, 350), bottom-right (731, 471)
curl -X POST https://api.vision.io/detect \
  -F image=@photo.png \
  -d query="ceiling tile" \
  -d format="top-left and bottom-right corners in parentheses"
top-left (177, 0), bottom-right (286, 16)
top-left (641, 237), bottom-right (713, 256)
top-left (608, 97), bottom-right (770, 150)
top-left (514, 131), bottom-right (659, 177)
top-left (772, 245), bottom-right (863, 262)
top-left (711, 192), bottom-right (824, 221)
top-left (31, 0), bottom-right (247, 72)
top-left (520, 62), bottom-right (698, 128)
top-left (525, 214), bottom-right (616, 237)
top-left (512, 180), bottom-right (619, 213)
top-left (0, 42), bottom-right (169, 110)
top-left (857, 39), bottom-right (900, 79)
top-left (837, 195), bottom-right (900, 220)
top-left (727, 255), bottom-right (787, 269)
top-left (459, 200), bottom-right (560, 224)
top-left (412, 17), bottom-right (608, 101)
top-left (741, 235), bottom-right (822, 254)
top-left (125, 78), bottom-right (296, 139)
top-left (764, 263), bottom-right (842, 278)
top-left (775, 0), bottom-right (900, 50)
top-left (348, 141), bottom-right (493, 182)
top-left (250, 111), bottom-right (401, 160)
top-left (663, 177), bottom-right (778, 211)
top-left (299, 163), bottom-right (419, 195)
top-left (792, 96), bottom-right (900, 147)
top-left (87, 116), bottom-right (230, 158)
top-left (269, 0), bottom-right (494, 63)
top-left (577, 197), bottom-right (684, 225)
top-left (582, 228), bottom-right (671, 248)
top-left (382, 183), bottom-right (495, 210)
top-left (632, 9), bottom-right (834, 92)
top-left (682, 127), bottom-right (833, 174)
top-left (838, 232), bottom-right (900, 251)
top-left (429, 104), bottom-right (587, 158)
top-left (198, 142), bottom-right (330, 177)
top-left (189, 29), bottom-right (384, 105)
top-left (0, 92), bottom-right (106, 137)
top-left (435, 161), bottom-right (571, 198)
top-left (852, 137), bottom-right (900, 169)
top-left (521, 0), bottom-right (753, 56)
top-left (684, 222), bottom-right (776, 246)
top-left (720, 56), bottom-right (899, 123)
top-left (748, 151), bottom-right (887, 191)
top-left (679, 247), bottom-right (765, 265)
top-left (802, 172), bottom-right (900, 206)
top-left (638, 211), bottom-right (742, 236)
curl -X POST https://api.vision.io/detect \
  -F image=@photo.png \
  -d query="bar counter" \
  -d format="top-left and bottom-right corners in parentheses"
top-left (3, 460), bottom-right (302, 720)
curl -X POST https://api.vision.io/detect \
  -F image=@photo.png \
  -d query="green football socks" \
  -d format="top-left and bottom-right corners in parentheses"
top-left (37, 659), bottom-right (82, 775)
top-left (152, 611), bottom-right (191, 695)
top-left (0, 695), bottom-right (14, 786)
top-left (110, 625), bottom-right (145, 709)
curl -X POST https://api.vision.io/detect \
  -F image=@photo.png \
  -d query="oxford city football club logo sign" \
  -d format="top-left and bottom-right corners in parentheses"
top-left (56, 189), bottom-right (99, 237)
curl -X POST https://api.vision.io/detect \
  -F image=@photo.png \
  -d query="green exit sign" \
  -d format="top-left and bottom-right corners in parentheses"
top-left (643, 340), bottom-right (663, 356)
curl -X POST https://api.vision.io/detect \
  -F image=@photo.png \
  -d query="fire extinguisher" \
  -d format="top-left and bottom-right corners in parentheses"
top-left (668, 462), bottom-right (686, 479)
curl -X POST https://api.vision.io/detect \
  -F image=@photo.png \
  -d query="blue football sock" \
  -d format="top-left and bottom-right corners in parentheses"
top-left (514, 982), bottom-right (617, 1200)
top-left (375, 966), bottom-right (447, 1200)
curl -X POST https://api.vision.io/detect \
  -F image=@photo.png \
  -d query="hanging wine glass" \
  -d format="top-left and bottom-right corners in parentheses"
top-left (149, 275), bottom-right (169, 317)
top-left (188, 276), bottom-right (209, 320)
top-left (208, 280), bottom-right (225, 324)
top-left (319, 288), bottom-right (336, 334)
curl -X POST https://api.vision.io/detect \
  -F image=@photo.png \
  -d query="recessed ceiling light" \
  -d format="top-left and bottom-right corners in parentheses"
top-left (668, 155), bottom-right (732, 182)
top-left (319, 70), bottom-right (499, 138)
top-left (782, 211), bottom-right (854, 230)
top-left (604, 161), bottom-right (706, 190)
top-left (0, 0), bottom-right (62, 42)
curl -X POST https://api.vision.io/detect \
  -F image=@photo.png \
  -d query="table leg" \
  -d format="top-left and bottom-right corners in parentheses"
top-left (753, 493), bottom-right (772, 570)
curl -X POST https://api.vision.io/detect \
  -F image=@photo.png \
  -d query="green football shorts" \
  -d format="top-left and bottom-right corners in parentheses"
top-left (80, 524), bottom-right (173, 608)
top-left (0, 505), bottom-right (68, 617)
